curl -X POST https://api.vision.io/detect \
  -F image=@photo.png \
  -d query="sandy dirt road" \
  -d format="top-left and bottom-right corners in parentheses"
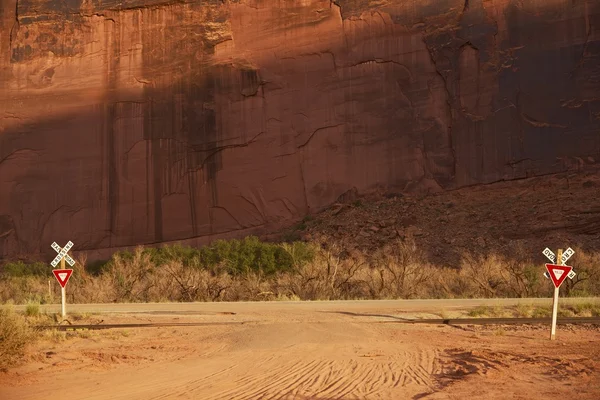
top-left (14, 297), bottom-right (599, 315)
top-left (1, 307), bottom-right (599, 400)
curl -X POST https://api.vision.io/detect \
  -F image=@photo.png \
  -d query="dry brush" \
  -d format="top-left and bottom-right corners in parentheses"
top-left (1, 237), bottom-right (599, 304)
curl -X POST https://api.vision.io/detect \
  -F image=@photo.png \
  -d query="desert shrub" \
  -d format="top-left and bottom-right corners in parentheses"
top-left (276, 246), bottom-right (369, 300)
top-left (500, 258), bottom-right (545, 298)
top-left (276, 260), bottom-right (326, 300)
top-left (84, 259), bottom-right (111, 276)
top-left (457, 252), bottom-right (545, 298)
top-left (107, 238), bottom-right (315, 277)
top-left (468, 305), bottom-right (497, 317)
top-left (504, 243), bottom-right (547, 297)
top-left (562, 248), bottom-right (600, 296)
top-left (1, 261), bottom-right (50, 277)
top-left (423, 267), bottom-right (470, 299)
top-left (514, 303), bottom-right (534, 317)
top-left (279, 241), bottom-right (317, 270)
top-left (568, 301), bottom-right (600, 317)
top-left (201, 236), bottom-right (298, 276)
top-left (275, 249), bottom-right (334, 300)
top-left (228, 271), bottom-right (275, 301)
top-left (25, 301), bottom-right (40, 317)
top-left (144, 244), bottom-right (202, 268)
top-left (370, 238), bottom-right (431, 299)
top-left (157, 261), bottom-right (232, 302)
top-left (0, 276), bottom-right (50, 304)
top-left (67, 252), bottom-right (113, 303)
top-left (458, 253), bottom-right (508, 297)
top-left (0, 306), bottom-right (36, 370)
top-left (105, 247), bottom-right (156, 302)
top-left (326, 250), bottom-right (369, 300)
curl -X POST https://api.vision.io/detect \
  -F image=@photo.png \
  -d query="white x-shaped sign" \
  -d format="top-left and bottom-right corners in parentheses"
top-left (51, 241), bottom-right (75, 267)
top-left (542, 247), bottom-right (576, 280)
top-left (542, 247), bottom-right (556, 263)
top-left (542, 247), bottom-right (575, 264)
top-left (561, 247), bottom-right (575, 264)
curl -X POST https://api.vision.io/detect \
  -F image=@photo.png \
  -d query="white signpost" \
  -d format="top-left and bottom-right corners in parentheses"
top-left (542, 247), bottom-right (576, 340)
top-left (51, 241), bottom-right (75, 318)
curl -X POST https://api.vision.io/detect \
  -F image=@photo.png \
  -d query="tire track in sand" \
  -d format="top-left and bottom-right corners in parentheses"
top-left (209, 358), bottom-right (329, 400)
top-left (187, 346), bottom-right (442, 399)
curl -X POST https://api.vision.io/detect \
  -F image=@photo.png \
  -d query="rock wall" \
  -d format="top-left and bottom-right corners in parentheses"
top-left (1, 0), bottom-right (599, 260)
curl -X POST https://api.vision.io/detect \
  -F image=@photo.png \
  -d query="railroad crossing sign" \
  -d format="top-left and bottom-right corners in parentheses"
top-left (542, 247), bottom-right (576, 280)
top-left (51, 241), bottom-right (75, 267)
top-left (542, 247), bottom-right (556, 263)
top-left (561, 247), bottom-right (575, 264)
top-left (542, 247), bottom-right (577, 341)
top-left (52, 269), bottom-right (73, 288)
top-left (50, 240), bottom-right (75, 318)
top-left (542, 247), bottom-right (575, 264)
top-left (545, 264), bottom-right (573, 288)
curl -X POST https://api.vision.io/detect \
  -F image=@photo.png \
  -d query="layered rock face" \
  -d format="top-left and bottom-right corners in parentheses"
top-left (1, 0), bottom-right (599, 260)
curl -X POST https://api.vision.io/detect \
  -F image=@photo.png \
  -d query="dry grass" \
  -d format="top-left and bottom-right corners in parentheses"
top-left (0, 276), bottom-right (51, 305)
top-left (25, 301), bottom-right (40, 317)
top-left (466, 300), bottom-right (600, 318)
top-left (0, 306), bottom-right (36, 370)
top-left (42, 329), bottom-right (67, 343)
top-left (467, 305), bottom-right (513, 318)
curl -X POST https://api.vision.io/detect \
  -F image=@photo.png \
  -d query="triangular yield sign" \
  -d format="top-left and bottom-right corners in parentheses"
top-left (545, 264), bottom-right (572, 288)
top-left (52, 269), bottom-right (73, 288)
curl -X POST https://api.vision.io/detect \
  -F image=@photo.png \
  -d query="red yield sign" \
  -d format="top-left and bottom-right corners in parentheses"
top-left (545, 264), bottom-right (572, 288)
top-left (52, 269), bottom-right (73, 288)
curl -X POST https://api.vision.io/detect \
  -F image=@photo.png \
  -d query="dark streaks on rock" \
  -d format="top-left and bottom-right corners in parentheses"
top-left (106, 103), bottom-right (118, 238)
top-left (297, 124), bottom-right (345, 149)
top-left (200, 131), bottom-right (264, 168)
top-left (10, 0), bottom-right (19, 49)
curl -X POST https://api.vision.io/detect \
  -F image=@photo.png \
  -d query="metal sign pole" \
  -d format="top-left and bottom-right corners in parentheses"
top-left (60, 256), bottom-right (66, 318)
top-left (550, 248), bottom-right (563, 341)
top-left (61, 287), bottom-right (67, 318)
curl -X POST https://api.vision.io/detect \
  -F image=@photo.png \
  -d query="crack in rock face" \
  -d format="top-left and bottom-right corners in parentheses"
top-left (0, 0), bottom-right (599, 259)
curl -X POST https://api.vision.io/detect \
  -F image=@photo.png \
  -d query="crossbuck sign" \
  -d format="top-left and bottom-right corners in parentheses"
top-left (543, 247), bottom-right (576, 280)
top-left (542, 247), bottom-right (576, 341)
top-left (50, 240), bottom-right (75, 318)
top-left (51, 241), bottom-right (75, 267)
top-left (543, 247), bottom-right (575, 266)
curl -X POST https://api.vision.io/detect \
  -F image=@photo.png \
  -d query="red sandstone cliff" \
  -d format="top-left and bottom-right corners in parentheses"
top-left (0, 0), bottom-right (599, 260)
